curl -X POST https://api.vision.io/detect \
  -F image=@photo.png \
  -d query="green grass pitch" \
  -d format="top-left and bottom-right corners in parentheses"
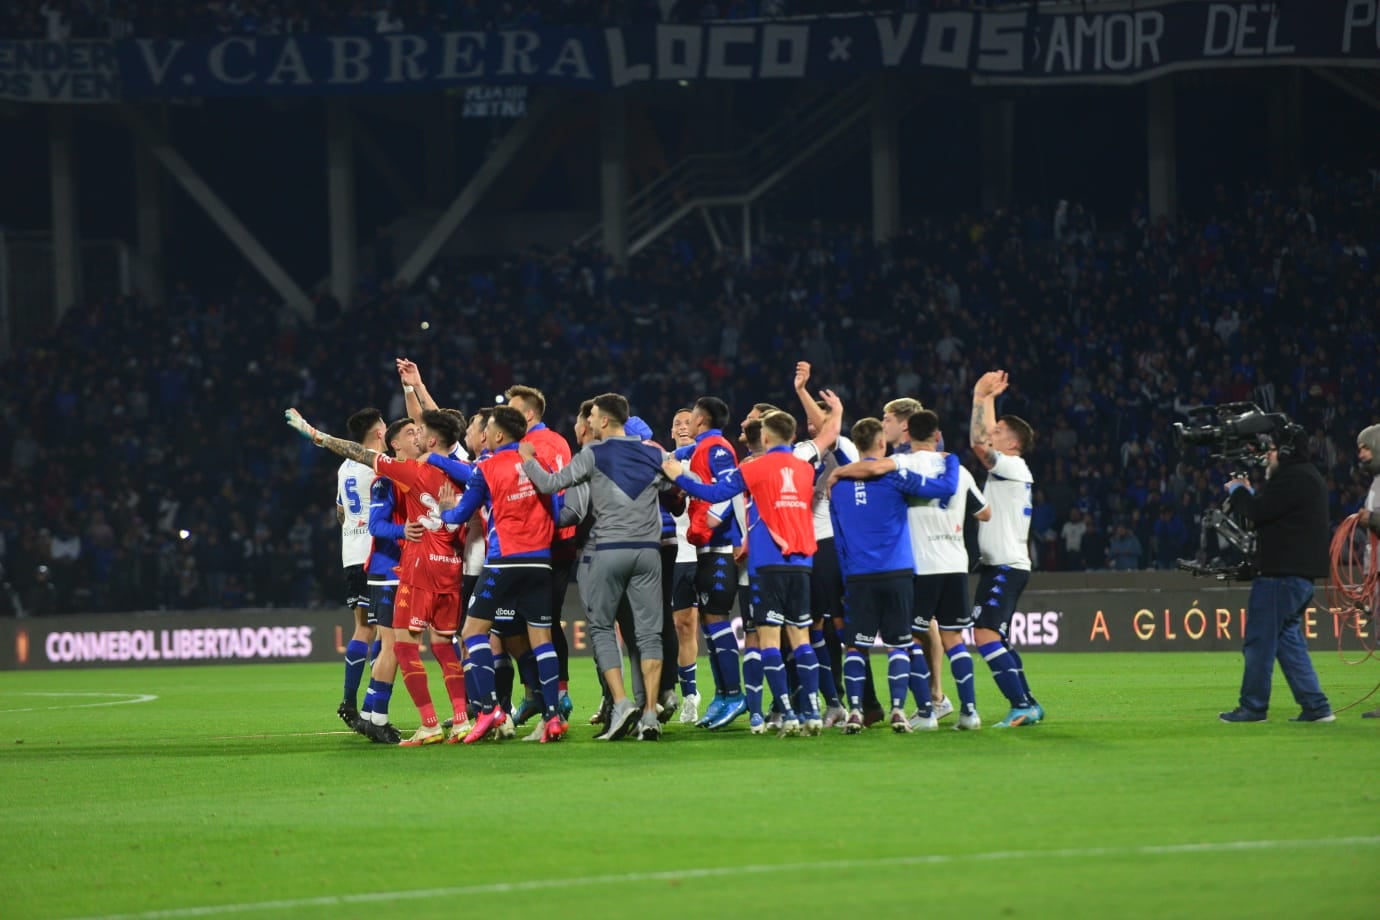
top-left (2, 652), bottom-right (1376, 919)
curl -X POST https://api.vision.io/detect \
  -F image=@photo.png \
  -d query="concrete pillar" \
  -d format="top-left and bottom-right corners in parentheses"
top-left (870, 75), bottom-right (900, 244)
top-left (1147, 77), bottom-right (1178, 222)
top-left (49, 106), bottom-right (81, 324)
top-left (133, 106), bottom-right (165, 306)
top-left (600, 93), bottom-right (628, 267)
top-left (979, 98), bottom-right (1015, 214)
top-left (1267, 70), bottom-right (1301, 185)
top-left (326, 99), bottom-right (356, 308)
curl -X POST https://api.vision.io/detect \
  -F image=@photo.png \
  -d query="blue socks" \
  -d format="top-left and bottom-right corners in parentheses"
top-left (464, 635), bottom-right (497, 712)
top-left (1006, 645), bottom-right (1037, 706)
top-left (886, 648), bottom-right (910, 711)
top-left (761, 647), bottom-right (794, 718)
top-left (343, 639), bottom-right (369, 706)
top-left (810, 628), bottom-right (840, 707)
top-left (978, 641), bottom-right (1027, 707)
top-left (706, 621), bottom-right (741, 695)
top-left (946, 642), bottom-right (977, 712)
top-left (743, 648), bottom-right (763, 717)
top-left (843, 650), bottom-right (867, 710)
top-left (678, 663), bottom-right (698, 697)
top-left (792, 643), bottom-right (821, 718)
top-left (361, 678), bottom-right (392, 719)
top-left (533, 643), bottom-right (560, 718)
top-left (908, 641), bottom-right (933, 716)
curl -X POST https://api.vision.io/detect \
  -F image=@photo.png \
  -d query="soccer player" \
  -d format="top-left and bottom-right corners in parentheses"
top-left (832, 410), bottom-right (990, 730)
top-left (506, 384), bottom-right (577, 719)
top-left (521, 393), bottom-right (676, 741)
top-left (968, 370), bottom-right (1043, 728)
top-left (358, 417), bottom-right (426, 744)
top-left (668, 409), bottom-right (829, 736)
top-left (336, 409), bottom-right (384, 731)
top-left (881, 394), bottom-right (950, 716)
top-left (439, 406), bottom-right (565, 744)
top-left (829, 418), bottom-right (959, 734)
top-left (286, 408), bottom-right (470, 746)
top-left (667, 408), bottom-right (703, 724)
top-left (683, 396), bottom-right (748, 729)
top-left (791, 362), bottom-right (854, 728)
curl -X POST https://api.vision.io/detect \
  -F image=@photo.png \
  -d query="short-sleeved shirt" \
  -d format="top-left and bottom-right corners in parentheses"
top-left (978, 453), bottom-right (1033, 570)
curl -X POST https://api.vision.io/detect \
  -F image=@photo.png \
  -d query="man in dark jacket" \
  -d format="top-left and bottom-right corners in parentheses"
top-left (1220, 428), bottom-right (1333, 722)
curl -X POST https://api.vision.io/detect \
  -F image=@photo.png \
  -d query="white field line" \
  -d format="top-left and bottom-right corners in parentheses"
top-left (80, 835), bottom-right (1380, 920)
top-left (0, 692), bottom-right (159, 714)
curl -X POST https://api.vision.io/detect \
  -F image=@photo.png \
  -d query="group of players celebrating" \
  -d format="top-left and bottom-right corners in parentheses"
top-left (284, 358), bottom-right (1044, 745)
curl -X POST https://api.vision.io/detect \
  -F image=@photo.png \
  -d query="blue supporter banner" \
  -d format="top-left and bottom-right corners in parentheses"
top-left (6, 2), bottom-right (1380, 102)
top-left (114, 2), bottom-right (1380, 98)
top-left (0, 40), bottom-right (119, 102)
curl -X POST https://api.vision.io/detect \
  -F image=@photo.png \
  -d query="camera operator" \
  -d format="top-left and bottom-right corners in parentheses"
top-left (1219, 427), bottom-right (1334, 723)
top-left (1355, 424), bottom-right (1380, 719)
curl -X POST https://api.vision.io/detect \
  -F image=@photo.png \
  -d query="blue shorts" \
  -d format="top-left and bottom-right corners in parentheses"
top-left (753, 569), bottom-right (812, 629)
top-left (845, 574), bottom-right (913, 648)
top-left (695, 553), bottom-right (739, 618)
top-left (467, 566), bottom-right (552, 637)
top-left (913, 572), bottom-right (971, 632)
top-left (971, 565), bottom-right (1031, 638)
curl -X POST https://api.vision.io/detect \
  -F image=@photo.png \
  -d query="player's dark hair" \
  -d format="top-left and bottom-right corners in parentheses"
top-left (907, 410), bottom-right (940, 443)
top-left (472, 406), bottom-right (494, 428)
top-left (674, 407), bottom-right (693, 417)
top-left (579, 399), bottom-right (596, 421)
top-left (490, 405), bottom-right (528, 444)
top-left (694, 396), bottom-right (730, 431)
top-left (1001, 415), bottom-right (1035, 454)
top-left (760, 410), bottom-right (797, 445)
top-left (441, 407), bottom-right (467, 432)
top-left (592, 393), bottom-right (630, 426)
top-left (347, 408), bottom-right (383, 443)
top-left (505, 385), bottom-right (546, 419)
top-left (743, 419), bottom-right (764, 452)
top-left (420, 409), bottom-right (463, 449)
top-left (753, 402), bottom-right (781, 417)
top-left (384, 417), bottom-right (414, 456)
top-left (852, 417), bottom-right (885, 455)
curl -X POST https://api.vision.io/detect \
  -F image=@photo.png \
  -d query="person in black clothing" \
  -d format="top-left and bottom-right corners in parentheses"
top-left (1219, 428), bottom-right (1333, 723)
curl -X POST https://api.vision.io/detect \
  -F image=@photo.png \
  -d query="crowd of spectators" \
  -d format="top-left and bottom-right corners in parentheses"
top-left (0, 1), bottom-right (1024, 40)
top-left (0, 162), bottom-right (1376, 614)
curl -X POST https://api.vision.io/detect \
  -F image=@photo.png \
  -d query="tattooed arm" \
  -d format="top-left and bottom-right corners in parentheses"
top-left (286, 408), bottom-right (383, 469)
top-left (397, 358), bottom-right (438, 420)
top-left (970, 370), bottom-right (1007, 470)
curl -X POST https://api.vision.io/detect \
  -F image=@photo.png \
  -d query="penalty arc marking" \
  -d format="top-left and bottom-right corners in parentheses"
top-left (79, 835), bottom-right (1380, 920)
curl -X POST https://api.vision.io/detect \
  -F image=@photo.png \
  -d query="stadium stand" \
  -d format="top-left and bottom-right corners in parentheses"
top-left (0, 163), bottom-right (1376, 612)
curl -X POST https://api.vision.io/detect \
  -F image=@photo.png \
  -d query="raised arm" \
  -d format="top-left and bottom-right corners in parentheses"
top-left (970, 370), bottom-right (1008, 470)
top-left (397, 358), bottom-right (439, 419)
top-left (286, 409), bottom-right (382, 468)
top-left (795, 361), bottom-right (827, 434)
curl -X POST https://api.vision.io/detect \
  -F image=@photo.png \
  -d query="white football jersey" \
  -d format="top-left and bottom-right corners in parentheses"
top-left (462, 506), bottom-right (488, 577)
top-left (795, 436), bottom-right (858, 541)
top-left (673, 508), bottom-right (696, 564)
top-left (336, 459), bottom-right (375, 568)
top-left (896, 452), bottom-right (987, 574)
top-left (977, 452), bottom-right (1033, 570)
